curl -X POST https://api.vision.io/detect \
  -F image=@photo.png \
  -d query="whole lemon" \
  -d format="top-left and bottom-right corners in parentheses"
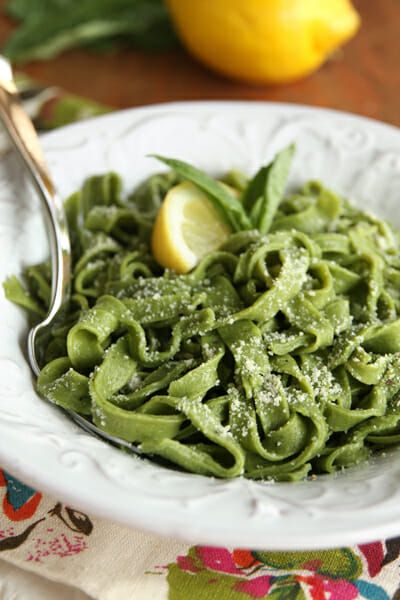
top-left (166, 0), bottom-right (360, 84)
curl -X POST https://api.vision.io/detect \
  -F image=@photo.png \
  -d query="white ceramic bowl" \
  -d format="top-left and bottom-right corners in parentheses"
top-left (0, 102), bottom-right (399, 550)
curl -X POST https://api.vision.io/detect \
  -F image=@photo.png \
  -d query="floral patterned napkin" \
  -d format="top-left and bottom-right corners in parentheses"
top-left (0, 467), bottom-right (399, 599)
top-left (0, 79), bottom-right (399, 600)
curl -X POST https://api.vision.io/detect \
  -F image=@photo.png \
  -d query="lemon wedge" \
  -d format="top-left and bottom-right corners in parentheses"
top-left (151, 181), bottom-right (231, 273)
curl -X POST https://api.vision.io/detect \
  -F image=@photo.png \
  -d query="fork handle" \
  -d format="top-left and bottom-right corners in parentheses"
top-left (0, 58), bottom-right (71, 374)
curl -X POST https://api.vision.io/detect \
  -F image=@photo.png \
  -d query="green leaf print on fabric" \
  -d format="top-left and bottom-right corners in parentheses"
top-left (265, 581), bottom-right (306, 600)
top-left (167, 564), bottom-right (262, 600)
top-left (253, 548), bottom-right (363, 579)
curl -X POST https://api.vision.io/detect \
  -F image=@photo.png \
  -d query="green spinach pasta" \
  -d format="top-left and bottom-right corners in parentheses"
top-left (5, 145), bottom-right (400, 481)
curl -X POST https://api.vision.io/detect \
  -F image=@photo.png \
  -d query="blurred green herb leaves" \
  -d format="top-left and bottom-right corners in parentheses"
top-left (4, 0), bottom-right (177, 63)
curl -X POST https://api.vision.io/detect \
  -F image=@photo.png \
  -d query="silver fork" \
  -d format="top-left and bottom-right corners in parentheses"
top-left (0, 56), bottom-right (141, 454)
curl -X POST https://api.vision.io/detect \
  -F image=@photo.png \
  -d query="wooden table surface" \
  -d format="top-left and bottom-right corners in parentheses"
top-left (0, 0), bottom-right (398, 127)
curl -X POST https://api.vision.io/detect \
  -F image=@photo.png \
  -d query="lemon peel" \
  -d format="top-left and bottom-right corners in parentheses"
top-left (167, 0), bottom-right (360, 84)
